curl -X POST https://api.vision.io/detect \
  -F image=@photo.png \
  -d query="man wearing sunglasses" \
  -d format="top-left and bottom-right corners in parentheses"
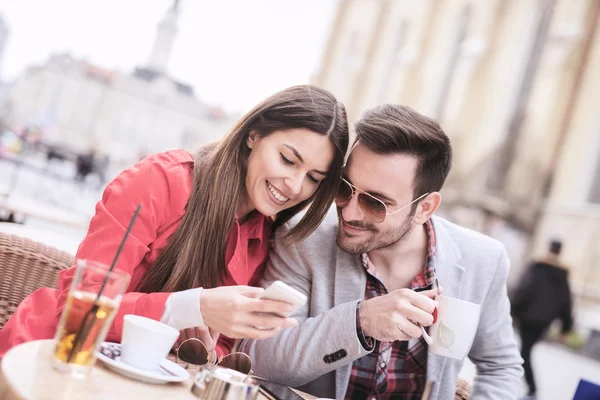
top-left (240, 104), bottom-right (523, 399)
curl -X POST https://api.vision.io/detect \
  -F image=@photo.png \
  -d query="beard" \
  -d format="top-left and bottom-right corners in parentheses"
top-left (336, 207), bottom-right (416, 255)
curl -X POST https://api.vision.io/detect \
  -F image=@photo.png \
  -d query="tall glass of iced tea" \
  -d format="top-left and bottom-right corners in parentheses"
top-left (53, 260), bottom-right (129, 378)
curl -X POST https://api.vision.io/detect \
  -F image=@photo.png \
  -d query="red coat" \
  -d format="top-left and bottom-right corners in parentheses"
top-left (0, 150), bottom-right (272, 358)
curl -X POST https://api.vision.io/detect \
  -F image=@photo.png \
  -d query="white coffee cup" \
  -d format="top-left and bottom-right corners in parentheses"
top-left (426, 295), bottom-right (481, 360)
top-left (120, 314), bottom-right (179, 371)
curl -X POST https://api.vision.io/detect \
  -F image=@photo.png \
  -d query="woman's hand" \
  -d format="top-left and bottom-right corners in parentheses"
top-left (199, 286), bottom-right (298, 339)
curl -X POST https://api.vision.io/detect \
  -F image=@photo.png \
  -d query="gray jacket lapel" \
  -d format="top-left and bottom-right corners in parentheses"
top-left (333, 246), bottom-right (366, 398)
top-left (426, 216), bottom-right (465, 396)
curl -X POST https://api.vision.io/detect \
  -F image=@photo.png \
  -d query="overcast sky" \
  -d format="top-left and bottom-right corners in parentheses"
top-left (0, 0), bottom-right (338, 113)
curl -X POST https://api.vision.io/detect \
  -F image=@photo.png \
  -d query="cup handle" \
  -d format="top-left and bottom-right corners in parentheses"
top-left (421, 325), bottom-right (434, 345)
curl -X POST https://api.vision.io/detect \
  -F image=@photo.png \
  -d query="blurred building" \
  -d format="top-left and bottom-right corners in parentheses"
top-left (0, 14), bottom-right (9, 81)
top-left (0, 1), bottom-right (235, 163)
top-left (0, 14), bottom-right (10, 108)
top-left (315, 0), bottom-right (600, 298)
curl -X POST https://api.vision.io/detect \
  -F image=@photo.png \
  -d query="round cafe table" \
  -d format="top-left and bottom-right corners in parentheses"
top-left (0, 340), bottom-right (314, 400)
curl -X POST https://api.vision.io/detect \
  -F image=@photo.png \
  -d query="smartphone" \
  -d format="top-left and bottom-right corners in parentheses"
top-left (254, 377), bottom-right (305, 400)
top-left (258, 281), bottom-right (308, 317)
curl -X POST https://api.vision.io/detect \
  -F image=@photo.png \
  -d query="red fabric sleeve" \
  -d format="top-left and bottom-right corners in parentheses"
top-left (55, 152), bottom-right (191, 342)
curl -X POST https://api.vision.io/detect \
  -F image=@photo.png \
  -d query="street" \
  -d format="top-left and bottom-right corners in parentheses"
top-left (460, 335), bottom-right (600, 399)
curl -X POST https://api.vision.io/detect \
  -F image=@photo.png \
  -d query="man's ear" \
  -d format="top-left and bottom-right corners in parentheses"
top-left (413, 192), bottom-right (441, 224)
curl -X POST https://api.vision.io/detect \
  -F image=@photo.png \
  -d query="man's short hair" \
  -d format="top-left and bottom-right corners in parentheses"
top-left (353, 104), bottom-right (452, 199)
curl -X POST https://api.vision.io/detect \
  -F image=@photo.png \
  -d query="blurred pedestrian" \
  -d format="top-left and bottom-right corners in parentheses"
top-left (510, 239), bottom-right (574, 398)
top-left (75, 149), bottom-right (96, 182)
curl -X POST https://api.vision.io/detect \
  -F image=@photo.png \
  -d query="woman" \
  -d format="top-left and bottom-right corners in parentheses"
top-left (0, 85), bottom-right (349, 358)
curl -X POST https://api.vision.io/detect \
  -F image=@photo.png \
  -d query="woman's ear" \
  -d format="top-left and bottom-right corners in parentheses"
top-left (247, 130), bottom-right (259, 149)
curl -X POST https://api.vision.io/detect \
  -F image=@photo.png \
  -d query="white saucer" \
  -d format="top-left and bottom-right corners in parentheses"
top-left (96, 342), bottom-right (190, 385)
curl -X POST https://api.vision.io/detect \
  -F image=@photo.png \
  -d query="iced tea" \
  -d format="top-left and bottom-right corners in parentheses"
top-left (54, 291), bottom-right (117, 367)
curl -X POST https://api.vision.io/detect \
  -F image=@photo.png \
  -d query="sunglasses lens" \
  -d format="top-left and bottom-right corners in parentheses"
top-left (335, 179), bottom-right (353, 205)
top-left (218, 353), bottom-right (252, 374)
top-left (358, 193), bottom-right (386, 223)
top-left (177, 339), bottom-right (210, 365)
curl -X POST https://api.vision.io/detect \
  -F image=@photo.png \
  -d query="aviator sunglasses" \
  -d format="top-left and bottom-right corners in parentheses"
top-left (335, 178), bottom-right (429, 223)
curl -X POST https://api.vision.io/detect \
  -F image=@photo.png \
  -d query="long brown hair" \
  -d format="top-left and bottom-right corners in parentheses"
top-left (137, 85), bottom-right (348, 293)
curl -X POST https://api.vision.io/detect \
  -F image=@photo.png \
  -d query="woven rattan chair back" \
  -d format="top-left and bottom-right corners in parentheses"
top-left (455, 378), bottom-right (472, 399)
top-left (0, 232), bottom-right (74, 330)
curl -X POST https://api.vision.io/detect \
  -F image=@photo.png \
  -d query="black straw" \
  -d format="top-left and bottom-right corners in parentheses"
top-left (67, 204), bottom-right (142, 363)
top-left (95, 204), bottom-right (142, 301)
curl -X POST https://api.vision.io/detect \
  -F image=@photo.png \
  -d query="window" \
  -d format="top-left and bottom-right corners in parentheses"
top-left (434, 3), bottom-right (472, 120)
top-left (377, 20), bottom-right (410, 103)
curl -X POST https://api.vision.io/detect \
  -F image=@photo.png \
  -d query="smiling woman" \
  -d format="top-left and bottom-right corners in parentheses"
top-left (242, 128), bottom-right (335, 218)
top-left (0, 85), bottom-right (349, 360)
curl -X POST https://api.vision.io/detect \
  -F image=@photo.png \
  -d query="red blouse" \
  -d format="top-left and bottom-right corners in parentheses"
top-left (0, 150), bottom-right (272, 358)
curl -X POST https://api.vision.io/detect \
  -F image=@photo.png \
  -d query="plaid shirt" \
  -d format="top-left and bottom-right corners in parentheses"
top-left (345, 220), bottom-right (437, 400)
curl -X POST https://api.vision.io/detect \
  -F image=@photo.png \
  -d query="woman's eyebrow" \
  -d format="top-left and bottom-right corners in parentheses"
top-left (284, 144), bottom-right (327, 175)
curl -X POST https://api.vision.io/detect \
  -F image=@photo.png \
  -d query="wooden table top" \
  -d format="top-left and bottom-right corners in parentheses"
top-left (0, 340), bottom-right (314, 400)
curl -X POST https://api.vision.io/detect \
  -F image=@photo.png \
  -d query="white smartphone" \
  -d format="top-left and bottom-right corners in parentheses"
top-left (259, 281), bottom-right (308, 317)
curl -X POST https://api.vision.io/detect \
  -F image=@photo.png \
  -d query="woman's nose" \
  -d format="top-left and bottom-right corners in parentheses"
top-left (284, 173), bottom-right (304, 196)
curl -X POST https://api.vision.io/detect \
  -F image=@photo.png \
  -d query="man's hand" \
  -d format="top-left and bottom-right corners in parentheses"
top-left (359, 289), bottom-right (437, 342)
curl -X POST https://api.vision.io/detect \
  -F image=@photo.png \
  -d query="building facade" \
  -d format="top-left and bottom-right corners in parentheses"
top-left (0, 14), bottom-right (9, 82)
top-left (314, 0), bottom-right (600, 296)
top-left (0, 1), bottom-right (236, 163)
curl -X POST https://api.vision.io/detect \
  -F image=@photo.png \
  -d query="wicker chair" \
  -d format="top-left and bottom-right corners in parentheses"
top-left (0, 232), bottom-right (74, 330)
top-left (455, 378), bottom-right (472, 399)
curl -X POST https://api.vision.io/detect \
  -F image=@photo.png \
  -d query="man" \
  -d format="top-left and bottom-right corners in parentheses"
top-left (511, 239), bottom-right (573, 398)
top-left (240, 104), bottom-right (523, 399)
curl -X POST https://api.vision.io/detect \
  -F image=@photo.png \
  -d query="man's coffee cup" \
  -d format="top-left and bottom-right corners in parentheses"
top-left (424, 295), bottom-right (481, 360)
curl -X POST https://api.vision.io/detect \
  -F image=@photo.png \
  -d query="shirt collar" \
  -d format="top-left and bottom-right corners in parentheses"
top-left (234, 211), bottom-right (271, 240)
top-left (422, 218), bottom-right (437, 285)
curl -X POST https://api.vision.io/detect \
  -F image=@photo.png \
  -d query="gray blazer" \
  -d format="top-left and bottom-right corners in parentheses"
top-left (240, 209), bottom-right (523, 399)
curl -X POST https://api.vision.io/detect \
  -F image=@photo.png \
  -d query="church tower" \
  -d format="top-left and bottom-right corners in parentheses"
top-left (147, 0), bottom-right (180, 74)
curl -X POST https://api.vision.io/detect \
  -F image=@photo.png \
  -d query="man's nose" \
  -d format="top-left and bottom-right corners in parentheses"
top-left (341, 191), bottom-right (365, 222)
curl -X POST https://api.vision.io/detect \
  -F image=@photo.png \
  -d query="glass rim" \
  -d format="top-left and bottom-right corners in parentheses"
top-left (75, 259), bottom-right (131, 279)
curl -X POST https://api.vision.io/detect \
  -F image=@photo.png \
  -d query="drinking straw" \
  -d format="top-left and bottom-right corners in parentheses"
top-left (67, 204), bottom-right (142, 363)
